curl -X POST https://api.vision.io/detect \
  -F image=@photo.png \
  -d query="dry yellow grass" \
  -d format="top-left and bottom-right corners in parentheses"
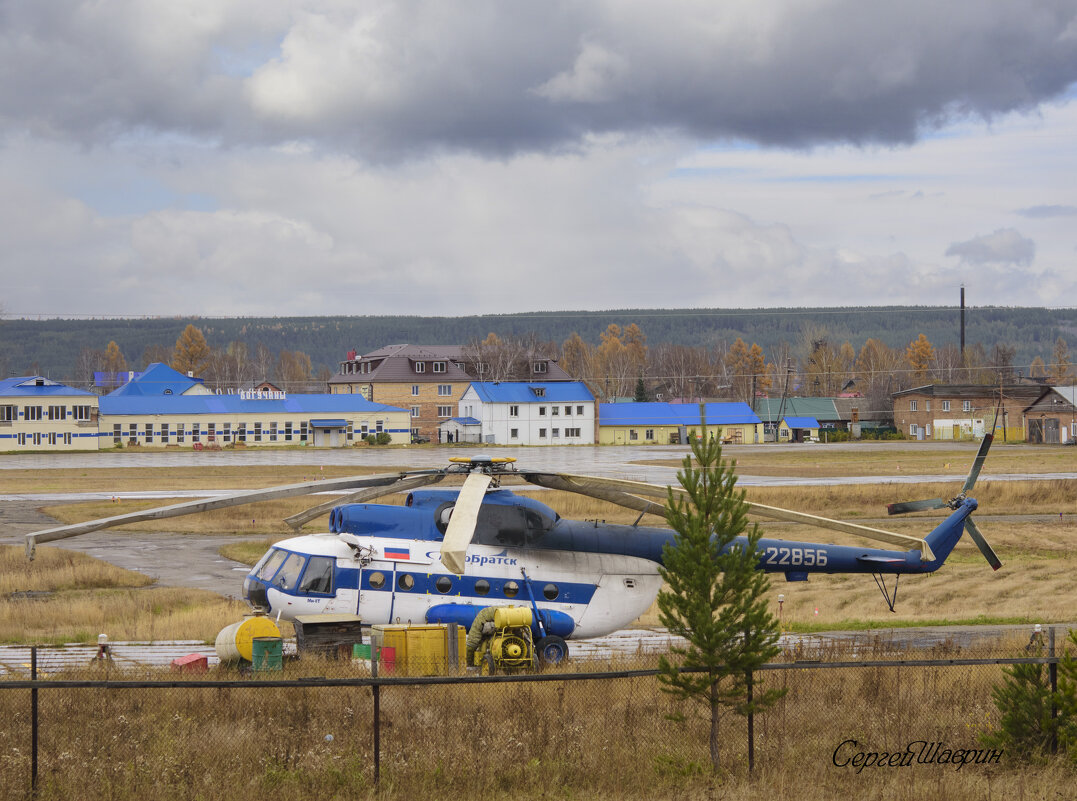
top-left (0, 545), bottom-right (256, 644)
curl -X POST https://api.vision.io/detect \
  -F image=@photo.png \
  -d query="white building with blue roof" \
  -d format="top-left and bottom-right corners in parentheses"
top-left (98, 363), bottom-right (411, 448)
top-left (458, 381), bottom-right (596, 445)
top-left (0, 376), bottom-right (100, 451)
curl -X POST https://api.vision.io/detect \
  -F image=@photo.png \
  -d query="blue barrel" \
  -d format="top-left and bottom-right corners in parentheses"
top-left (251, 636), bottom-right (283, 671)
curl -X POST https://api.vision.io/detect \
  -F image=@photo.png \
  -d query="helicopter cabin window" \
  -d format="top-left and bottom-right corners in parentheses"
top-left (543, 583), bottom-right (559, 600)
top-left (274, 553), bottom-right (306, 591)
top-left (298, 556), bottom-right (334, 595)
top-left (367, 571), bottom-right (386, 589)
top-left (397, 573), bottom-right (415, 591)
top-left (435, 576), bottom-right (452, 594)
top-left (503, 581), bottom-right (520, 598)
top-left (256, 548), bottom-right (289, 581)
top-left (475, 503), bottom-right (555, 546)
top-left (474, 579), bottom-right (490, 595)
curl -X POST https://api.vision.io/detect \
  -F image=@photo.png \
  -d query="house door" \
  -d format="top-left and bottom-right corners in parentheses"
top-left (1028, 419), bottom-right (1044, 443)
top-left (1046, 418), bottom-right (1060, 443)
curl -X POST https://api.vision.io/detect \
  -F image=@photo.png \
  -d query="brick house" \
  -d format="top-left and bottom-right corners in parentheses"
top-left (1022, 386), bottom-right (1077, 443)
top-left (891, 384), bottom-right (1044, 441)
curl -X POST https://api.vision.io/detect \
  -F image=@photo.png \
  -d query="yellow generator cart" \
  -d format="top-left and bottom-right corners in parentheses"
top-left (467, 606), bottom-right (537, 674)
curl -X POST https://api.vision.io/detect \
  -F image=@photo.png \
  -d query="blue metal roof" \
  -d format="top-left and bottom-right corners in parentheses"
top-left (310, 418), bottom-right (347, 427)
top-left (0, 377), bottom-right (95, 398)
top-left (783, 416), bottom-right (820, 429)
top-left (449, 417), bottom-right (481, 425)
top-left (99, 394), bottom-right (408, 416)
top-left (108, 362), bottom-right (203, 397)
top-left (468, 381), bottom-right (594, 403)
top-left (599, 402), bottom-right (761, 427)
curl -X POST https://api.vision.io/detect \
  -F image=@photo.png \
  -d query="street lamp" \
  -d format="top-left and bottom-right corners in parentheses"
top-left (777, 594), bottom-right (785, 628)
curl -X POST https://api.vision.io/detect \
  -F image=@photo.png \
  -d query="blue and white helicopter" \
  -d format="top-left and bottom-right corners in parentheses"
top-left (24, 438), bottom-right (1000, 664)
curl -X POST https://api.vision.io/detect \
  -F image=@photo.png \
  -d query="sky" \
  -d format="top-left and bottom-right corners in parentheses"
top-left (3, 0), bottom-right (1077, 318)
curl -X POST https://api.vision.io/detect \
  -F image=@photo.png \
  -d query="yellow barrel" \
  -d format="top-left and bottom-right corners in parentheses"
top-left (493, 606), bottom-right (532, 629)
top-left (215, 617), bottom-right (281, 663)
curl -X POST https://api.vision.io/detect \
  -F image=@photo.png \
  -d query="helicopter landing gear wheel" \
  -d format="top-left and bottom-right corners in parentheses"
top-left (536, 635), bottom-right (568, 666)
top-left (480, 652), bottom-right (496, 675)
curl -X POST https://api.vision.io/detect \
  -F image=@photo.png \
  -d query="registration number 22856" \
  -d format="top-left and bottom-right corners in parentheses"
top-left (762, 546), bottom-right (828, 567)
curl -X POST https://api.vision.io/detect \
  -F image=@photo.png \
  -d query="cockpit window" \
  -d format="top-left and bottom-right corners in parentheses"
top-left (256, 548), bottom-right (289, 581)
top-left (273, 553), bottom-right (306, 591)
top-left (298, 556), bottom-right (334, 595)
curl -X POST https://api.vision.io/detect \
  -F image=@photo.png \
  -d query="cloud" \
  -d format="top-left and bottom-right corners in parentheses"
top-left (1017, 204), bottom-right (1077, 218)
top-left (3, 1), bottom-right (1077, 159)
top-left (945, 228), bottom-right (1036, 266)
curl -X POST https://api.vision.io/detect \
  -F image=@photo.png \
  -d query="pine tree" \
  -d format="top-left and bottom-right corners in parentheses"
top-left (634, 375), bottom-right (648, 402)
top-left (657, 414), bottom-right (784, 771)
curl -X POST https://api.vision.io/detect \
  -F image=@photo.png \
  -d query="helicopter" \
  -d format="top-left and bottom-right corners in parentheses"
top-left (23, 437), bottom-right (1001, 664)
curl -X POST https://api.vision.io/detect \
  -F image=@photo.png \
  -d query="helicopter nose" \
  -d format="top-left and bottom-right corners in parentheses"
top-left (246, 579), bottom-right (269, 611)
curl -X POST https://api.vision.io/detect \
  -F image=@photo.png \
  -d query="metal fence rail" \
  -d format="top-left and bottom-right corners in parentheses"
top-left (0, 643), bottom-right (1064, 801)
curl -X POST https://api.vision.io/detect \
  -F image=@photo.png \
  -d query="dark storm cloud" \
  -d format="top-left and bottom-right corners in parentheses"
top-left (3, 1), bottom-right (1077, 159)
top-left (945, 228), bottom-right (1036, 265)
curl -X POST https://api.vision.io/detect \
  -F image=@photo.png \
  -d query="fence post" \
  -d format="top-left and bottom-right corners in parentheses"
top-left (31, 645), bottom-right (38, 799)
top-left (1049, 627), bottom-right (1058, 754)
top-left (372, 657), bottom-right (380, 785)
top-left (746, 669), bottom-right (754, 774)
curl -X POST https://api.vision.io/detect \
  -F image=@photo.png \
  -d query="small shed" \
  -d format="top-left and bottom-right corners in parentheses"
top-left (779, 416), bottom-right (821, 443)
top-left (439, 416), bottom-right (481, 444)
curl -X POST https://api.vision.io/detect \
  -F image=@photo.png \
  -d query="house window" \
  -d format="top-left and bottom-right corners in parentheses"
top-left (552, 428), bottom-right (559, 437)
top-left (925, 400), bottom-right (931, 411)
top-left (646, 429), bottom-right (654, 440)
top-left (909, 424), bottom-right (918, 436)
top-left (910, 400), bottom-right (918, 411)
top-left (533, 362), bottom-right (547, 374)
top-left (565, 427), bottom-right (581, 437)
top-left (433, 361), bottom-right (446, 373)
top-left (300, 422), bottom-right (308, 441)
top-left (113, 423), bottom-right (122, 444)
top-left (565, 406), bottom-right (572, 416)
top-left (376, 420), bottom-right (384, 433)
top-left (237, 423), bottom-right (247, 443)
top-left (437, 406), bottom-right (452, 417)
top-left (24, 406), bottom-right (42, 421)
top-left (192, 423), bottom-right (200, 442)
top-left (539, 428), bottom-right (547, 438)
top-left (284, 422), bottom-right (292, 441)
top-left (963, 400), bottom-right (972, 412)
top-left (73, 405), bottom-right (92, 421)
top-left (630, 430), bottom-right (639, 441)
top-left (551, 406), bottom-right (559, 415)
top-left (414, 362), bottom-right (426, 373)
top-left (509, 405), bottom-right (519, 417)
top-left (532, 387), bottom-right (546, 397)
top-left (510, 428), bottom-right (519, 438)
top-left (208, 422), bottom-right (216, 441)
top-left (411, 406), bottom-right (420, 417)
top-left (48, 405), bottom-right (65, 420)
top-left (17, 433), bottom-right (25, 445)
top-left (48, 432), bottom-right (57, 445)
top-left (176, 424), bottom-right (185, 443)
top-left (0, 405), bottom-right (14, 422)
top-left (63, 432), bottom-right (72, 445)
top-left (477, 362), bottom-right (489, 375)
top-left (539, 406), bottom-right (546, 416)
top-left (145, 423), bottom-right (154, 442)
top-left (254, 422), bottom-right (262, 442)
top-left (438, 384), bottom-right (452, 396)
top-left (269, 422), bottom-right (278, 441)
top-left (223, 422), bottom-right (232, 442)
top-left (576, 405), bottom-right (585, 416)
top-left (942, 400), bottom-right (951, 412)
top-left (412, 385), bottom-right (420, 396)
top-left (160, 423), bottom-right (169, 442)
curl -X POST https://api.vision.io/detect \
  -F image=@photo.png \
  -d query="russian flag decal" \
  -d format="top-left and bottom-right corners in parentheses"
top-left (384, 546), bottom-right (410, 560)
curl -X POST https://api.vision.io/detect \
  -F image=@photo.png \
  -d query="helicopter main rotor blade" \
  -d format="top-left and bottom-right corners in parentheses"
top-left (536, 472), bottom-right (935, 561)
top-left (523, 473), bottom-right (666, 518)
top-left (964, 518), bottom-right (1002, 571)
top-left (961, 433), bottom-right (994, 495)
top-left (24, 471), bottom-right (412, 559)
top-left (440, 471), bottom-right (492, 575)
top-left (284, 474), bottom-right (444, 529)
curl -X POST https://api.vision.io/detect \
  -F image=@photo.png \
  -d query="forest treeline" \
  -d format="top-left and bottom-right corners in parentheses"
top-left (2, 308), bottom-right (1075, 410)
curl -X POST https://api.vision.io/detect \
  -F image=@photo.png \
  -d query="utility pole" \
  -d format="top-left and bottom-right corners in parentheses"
top-left (960, 285), bottom-right (966, 375)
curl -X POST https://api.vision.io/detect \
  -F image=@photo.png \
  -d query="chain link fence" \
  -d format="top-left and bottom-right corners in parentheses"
top-left (0, 630), bottom-right (1066, 801)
